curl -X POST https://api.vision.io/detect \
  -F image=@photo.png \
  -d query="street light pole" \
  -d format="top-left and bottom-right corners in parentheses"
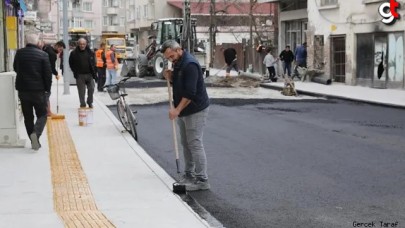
top-left (209, 0), bottom-right (215, 68)
top-left (56, 0), bottom-right (60, 40)
top-left (62, 0), bottom-right (70, 94)
top-left (249, 0), bottom-right (254, 72)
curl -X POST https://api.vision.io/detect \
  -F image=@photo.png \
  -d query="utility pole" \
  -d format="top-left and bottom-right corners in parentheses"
top-left (56, 0), bottom-right (60, 40)
top-left (249, 0), bottom-right (254, 72)
top-left (209, 0), bottom-right (215, 68)
top-left (62, 0), bottom-right (70, 94)
top-left (182, 0), bottom-right (192, 53)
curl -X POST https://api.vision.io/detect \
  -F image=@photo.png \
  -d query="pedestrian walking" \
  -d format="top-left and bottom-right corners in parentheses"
top-left (279, 45), bottom-right (294, 77)
top-left (39, 40), bottom-right (66, 116)
top-left (263, 47), bottom-right (278, 82)
top-left (105, 44), bottom-right (118, 86)
top-left (69, 38), bottom-right (97, 108)
top-left (161, 40), bottom-right (210, 191)
top-left (293, 42), bottom-right (307, 79)
top-left (223, 47), bottom-right (239, 78)
top-left (95, 42), bottom-right (107, 92)
top-left (14, 33), bottom-right (52, 150)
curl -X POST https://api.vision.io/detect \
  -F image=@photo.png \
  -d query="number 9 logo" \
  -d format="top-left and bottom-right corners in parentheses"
top-left (379, 2), bottom-right (395, 24)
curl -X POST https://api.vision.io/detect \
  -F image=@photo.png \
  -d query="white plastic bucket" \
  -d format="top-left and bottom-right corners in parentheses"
top-left (78, 108), bottom-right (94, 126)
top-left (78, 108), bottom-right (87, 126)
top-left (85, 108), bottom-right (93, 125)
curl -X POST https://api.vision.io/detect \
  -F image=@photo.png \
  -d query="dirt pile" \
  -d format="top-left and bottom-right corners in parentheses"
top-left (206, 75), bottom-right (262, 88)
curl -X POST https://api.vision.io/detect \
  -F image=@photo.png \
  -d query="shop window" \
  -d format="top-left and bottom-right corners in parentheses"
top-left (321, 0), bottom-right (338, 6)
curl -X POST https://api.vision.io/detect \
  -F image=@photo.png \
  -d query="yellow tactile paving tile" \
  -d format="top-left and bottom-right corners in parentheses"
top-left (47, 119), bottom-right (115, 228)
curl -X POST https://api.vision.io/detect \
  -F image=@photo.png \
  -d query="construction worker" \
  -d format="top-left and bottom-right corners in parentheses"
top-left (95, 43), bottom-right (107, 92)
top-left (105, 44), bottom-right (118, 86)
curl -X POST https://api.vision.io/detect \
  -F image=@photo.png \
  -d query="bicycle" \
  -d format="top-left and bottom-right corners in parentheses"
top-left (105, 77), bottom-right (138, 141)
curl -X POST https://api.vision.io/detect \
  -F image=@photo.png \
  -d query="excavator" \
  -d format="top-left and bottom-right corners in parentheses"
top-left (123, 0), bottom-right (206, 79)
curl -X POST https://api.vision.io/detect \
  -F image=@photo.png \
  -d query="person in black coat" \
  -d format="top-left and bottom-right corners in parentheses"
top-left (223, 47), bottom-right (239, 78)
top-left (279, 45), bottom-right (294, 77)
top-left (69, 38), bottom-right (97, 108)
top-left (14, 33), bottom-right (52, 150)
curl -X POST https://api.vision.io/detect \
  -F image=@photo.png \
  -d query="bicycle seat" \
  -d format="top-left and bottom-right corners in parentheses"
top-left (121, 93), bottom-right (128, 97)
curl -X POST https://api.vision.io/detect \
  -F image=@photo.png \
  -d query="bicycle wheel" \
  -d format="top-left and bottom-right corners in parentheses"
top-left (116, 99), bottom-right (130, 131)
top-left (126, 104), bottom-right (138, 141)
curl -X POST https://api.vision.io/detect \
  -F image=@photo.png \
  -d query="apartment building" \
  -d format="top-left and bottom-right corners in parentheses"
top-left (129, 0), bottom-right (179, 50)
top-left (101, 0), bottom-right (126, 34)
top-left (48, 0), bottom-right (103, 48)
top-left (260, 0), bottom-right (405, 89)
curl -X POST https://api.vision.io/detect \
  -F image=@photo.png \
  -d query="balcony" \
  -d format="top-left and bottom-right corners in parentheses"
top-left (106, 8), bottom-right (119, 15)
top-left (105, 25), bottom-right (119, 32)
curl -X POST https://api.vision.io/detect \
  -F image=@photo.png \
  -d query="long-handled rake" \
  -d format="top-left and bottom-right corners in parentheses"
top-left (166, 78), bottom-right (186, 194)
top-left (52, 77), bottom-right (65, 120)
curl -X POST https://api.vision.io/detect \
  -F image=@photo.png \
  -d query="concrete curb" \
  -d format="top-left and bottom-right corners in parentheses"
top-left (93, 96), bottom-right (213, 228)
top-left (260, 83), bottom-right (405, 109)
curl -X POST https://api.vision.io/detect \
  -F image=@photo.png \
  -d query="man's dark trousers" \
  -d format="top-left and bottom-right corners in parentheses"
top-left (97, 67), bottom-right (106, 92)
top-left (18, 91), bottom-right (48, 139)
top-left (76, 73), bottom-right (95, 107)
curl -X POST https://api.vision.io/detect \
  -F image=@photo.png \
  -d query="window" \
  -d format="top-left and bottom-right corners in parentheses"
top-left (108, 0), bottom-right (118, 7)
top-left (84, 20), bottom-right (93, 28)
top-left (120, 17), bottom-right (125, 26)
top-left (60, 0), bottom-right (73, 10)
top-left (143, 4), bottom-right (148, 18)
top-left (82, 2), bottom-right (92, 12)
top-left (136, 6), bottom-right (141, 19)
top-left (103, 16), bottom-right (108, 26)
top-left (280, 0), bottom-right (307, 11)
top-left (103, 0), bottom-right (108, 7)
top-left (321, 0), bottom-right (338, 6)
top-left (284, 20), bottom-right (307, 51)
top-left (112, 16), bottom-right (118, 25)
top-left (72, 17), bottom-right (83, 27)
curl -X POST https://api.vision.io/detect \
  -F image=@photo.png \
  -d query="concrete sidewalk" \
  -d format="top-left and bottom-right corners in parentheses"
top-left (208, 67), bottom-right (404, 108)
top-left (0, 82), bottom-right (210, 227)
top-left (261, 81), bottom-right (405, 109)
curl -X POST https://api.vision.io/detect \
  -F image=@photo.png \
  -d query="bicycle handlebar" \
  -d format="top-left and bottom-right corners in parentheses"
top-left (102, 77), bottom-right (131, 89)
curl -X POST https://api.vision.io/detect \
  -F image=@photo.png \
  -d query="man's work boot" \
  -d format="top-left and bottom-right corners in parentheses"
top-left (30, 133), bottom-right (40, 151)
top-left (185, 179), bottom-right (210, 191)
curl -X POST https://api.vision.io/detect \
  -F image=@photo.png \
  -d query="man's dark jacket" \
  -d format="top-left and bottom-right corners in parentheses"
top-left (69, 46), bottom-right (96, 79)
top-left (279, 50), bottom-right (294, 63)
top-left (223, 48), bottom-right (237, 65)
top-left (172, 51), bottom-right (209, 117)
top-left (14, 44), bottom-right (52, 92)
top-left (42, 44), bottom-right (58, 76)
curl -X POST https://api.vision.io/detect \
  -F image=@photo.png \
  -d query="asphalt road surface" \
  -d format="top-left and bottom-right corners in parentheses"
top-left (110, 98), bottom-right (405, 228)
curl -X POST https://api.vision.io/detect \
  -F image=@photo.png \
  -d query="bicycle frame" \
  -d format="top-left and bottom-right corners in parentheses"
top-left (105, 77), bottom-right (138, 140)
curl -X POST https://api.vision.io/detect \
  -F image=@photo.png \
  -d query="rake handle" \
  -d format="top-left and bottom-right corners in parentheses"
top-left (167, 79), bottom-right (180, 173)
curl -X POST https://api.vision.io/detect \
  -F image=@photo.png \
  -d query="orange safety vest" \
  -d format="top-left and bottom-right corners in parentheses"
top-left (106, 50), bottom-right (117, 69)
top-left (95, 49), bottom-right (105, 68)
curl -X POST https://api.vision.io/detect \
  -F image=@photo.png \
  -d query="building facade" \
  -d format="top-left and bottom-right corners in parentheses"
top-left (129, 0), bottom-right (179, 50)
top-left (44, 0), bottom-right (101, 47)
top-left (260, 0), bottom-right (405, 89)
